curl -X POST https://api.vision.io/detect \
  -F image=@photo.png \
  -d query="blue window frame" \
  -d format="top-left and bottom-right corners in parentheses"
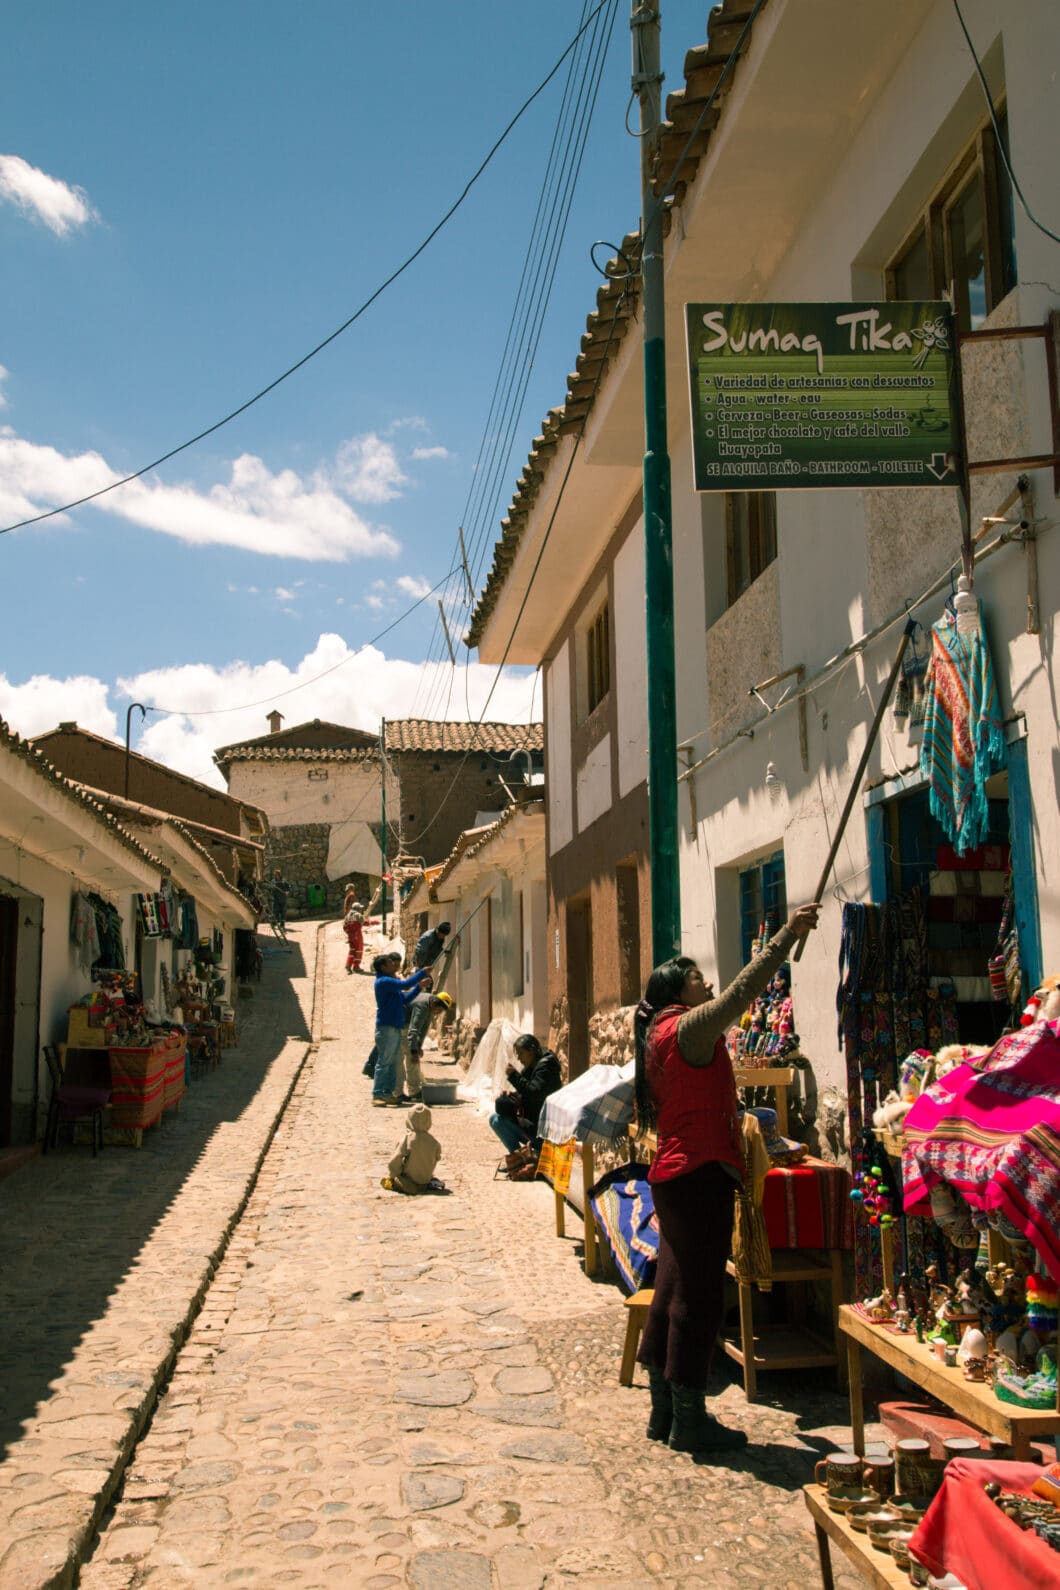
top-left (739, 850), bottom-right (787, 965)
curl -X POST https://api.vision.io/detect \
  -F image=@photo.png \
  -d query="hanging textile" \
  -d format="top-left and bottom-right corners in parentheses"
top-left (175, 897), bottom-right (199, 949)
top-left (837, 892), bottom-right (958, 1293)
top-left (70, 891), bottom-right (101, 973)
top-left (137, 893), bottom-right (163, 937)
top-left (730, 1112), bottom-right (773, 1293)
top-left (902, 1021), bottom-right (1060, 1284)
top-left (87, 893), bottom-right (125, 972)
top-left (919, 605), bottom-right (1006, 855)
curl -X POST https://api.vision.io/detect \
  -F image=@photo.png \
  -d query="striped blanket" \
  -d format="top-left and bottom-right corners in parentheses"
top-left (902, 1021), bottom-right (1060, 1283)
top-left (918, 608), bottom-right (1005, 855)
top-left (587, 1164), bottom-right (658, 1294)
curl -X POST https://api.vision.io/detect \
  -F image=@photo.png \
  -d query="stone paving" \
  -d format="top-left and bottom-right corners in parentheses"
top-left (0, 927), bottom-right (320, 1590)
top-left (62, 920), bottom-right (875, 1590)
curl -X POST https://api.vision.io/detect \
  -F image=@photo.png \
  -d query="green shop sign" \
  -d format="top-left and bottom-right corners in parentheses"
top-left (685, 301), bottom-right (959, 491)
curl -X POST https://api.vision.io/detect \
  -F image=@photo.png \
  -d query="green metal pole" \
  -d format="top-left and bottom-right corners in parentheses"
top-left (380, 717), bottom-right (388, 935)
top-left (633, 0), bottom-right (680, 962)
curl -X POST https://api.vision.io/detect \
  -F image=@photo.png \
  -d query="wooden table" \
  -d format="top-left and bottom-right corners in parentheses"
top-left (803, 1484), bottom-right (910, 1590)
top-left (733, 1064), bottom-right (796, 1135)
top-left (724, 1247), bottom-right (844, 1400)
top-left (839, 1304), bottom-right (1060, 1460)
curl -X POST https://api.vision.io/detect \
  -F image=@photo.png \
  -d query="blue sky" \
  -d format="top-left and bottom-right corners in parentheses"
top-left (0, 1), bottom-right (708, 783)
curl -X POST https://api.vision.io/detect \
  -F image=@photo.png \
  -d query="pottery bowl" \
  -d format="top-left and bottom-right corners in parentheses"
top-left (848, 1502), bottom-right (896, 1534)
top-left (867, 1518), bottom-right (911, 1552)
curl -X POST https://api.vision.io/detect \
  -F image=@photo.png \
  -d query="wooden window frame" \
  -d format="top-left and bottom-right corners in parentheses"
top-left (884, 111), bottom-right (1015, 329)
top-left (585, 601), bottom-right (611, 716)
top-left (725, 491), bottom-right (777, 608)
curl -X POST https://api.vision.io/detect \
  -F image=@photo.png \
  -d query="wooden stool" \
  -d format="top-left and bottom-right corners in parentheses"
top-left (619, 1288), bottom-right (654, 1386)
top-left (723, 1247), bottom-right (845, 1401)
top-left (219, 1020), bottom-right (238, 1048)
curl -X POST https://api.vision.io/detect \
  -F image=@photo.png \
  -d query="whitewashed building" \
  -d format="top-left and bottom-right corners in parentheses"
top-left (468, 0), bottom-right (1059, 1111)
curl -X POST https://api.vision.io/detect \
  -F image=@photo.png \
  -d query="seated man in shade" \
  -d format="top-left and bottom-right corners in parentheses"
top-left (488, 1034), bottom-right (562, 1155)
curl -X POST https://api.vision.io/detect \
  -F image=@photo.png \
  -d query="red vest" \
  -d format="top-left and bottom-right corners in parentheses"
top-left (647, 1005), bottom-right (742, 1183)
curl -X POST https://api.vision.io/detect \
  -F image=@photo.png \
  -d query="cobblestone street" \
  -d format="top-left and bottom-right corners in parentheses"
top-left (3, 923), bottom-right (872, 1588)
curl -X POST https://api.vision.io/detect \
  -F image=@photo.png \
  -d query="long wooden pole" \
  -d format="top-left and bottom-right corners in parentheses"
top-left (793, 618), bottom-right (917, 962)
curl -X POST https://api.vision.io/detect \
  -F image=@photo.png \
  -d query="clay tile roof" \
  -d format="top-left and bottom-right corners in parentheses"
top-left (433, 800), bottom-right (545, 893)
top-left (213, 745), bottom-right (380, 767)
top-left (0, 718), bottom-right (168, 875)
top-left (383, 720), bottom-right (543, 754)
top-left (465, 0), bottom-right (766, 649)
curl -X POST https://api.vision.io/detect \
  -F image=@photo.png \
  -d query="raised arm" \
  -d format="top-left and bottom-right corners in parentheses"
top-left (676, 904), bottom-right (819, 1067)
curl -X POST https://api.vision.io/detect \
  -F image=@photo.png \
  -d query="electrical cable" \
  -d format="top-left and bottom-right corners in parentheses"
top-left (951, 0), bottom-right (1060, 246)
top-left (0, 0), bottom-right (614, 541)
top-left (406, 278), bottom-right (630, 849)
top-left (143, 560), bottom-right (460, 718)
top-left (406, 1), bottom-right (765, 850)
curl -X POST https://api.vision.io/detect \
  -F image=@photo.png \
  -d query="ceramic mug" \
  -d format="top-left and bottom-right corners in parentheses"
top-left (814, 1452), bottom-right (864, 1495)
top-left (895, 1438), bottom-right (945, 1499)
top-left (862, 1454), bottom-right (895, 1499)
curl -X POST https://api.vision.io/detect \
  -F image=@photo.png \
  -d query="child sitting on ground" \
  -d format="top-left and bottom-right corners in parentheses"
top-left (381, 1102), bottom-right (446, 1194)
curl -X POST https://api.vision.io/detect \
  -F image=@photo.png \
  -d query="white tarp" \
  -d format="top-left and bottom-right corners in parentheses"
top-left (457, 1018), bottom-right (522, 1114)
top-left (326, 819), bottom-right (381, 883)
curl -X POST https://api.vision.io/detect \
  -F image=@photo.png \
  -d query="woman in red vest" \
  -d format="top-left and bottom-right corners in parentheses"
top-left (633, 901), bottom-right (820, 1453)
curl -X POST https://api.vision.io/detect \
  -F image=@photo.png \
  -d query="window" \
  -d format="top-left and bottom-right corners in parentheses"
top-left (886, 112), bottom-right (1016, 331)
top-left (738, 849), bottom-right (787, 965)
top-left (726, 492), bottom-right (777, 606)
top-left (585, 602), bottom-right (610, 715)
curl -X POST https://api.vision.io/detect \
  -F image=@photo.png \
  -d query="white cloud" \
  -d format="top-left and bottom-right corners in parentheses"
top-left (365, 594), bottom-right (385, 611)
top-left (274, 586), bottom-right (296, 602)
top-left (0, 430), bottom-right (400, 562)
top-left (2, 641), bottom-right (539, 799)
top-left (331, 433), bottom-right (407, 503)
top-left (396, 574), bottom-right (432, 600)
top-left (0, 672), bottom-right (117, 740)
top-left (411, 446), bottom-right (449, 461)
top-left (0, 155), bottom-right (98, 236)
top-left (0, 366), bottom-right (8, 409)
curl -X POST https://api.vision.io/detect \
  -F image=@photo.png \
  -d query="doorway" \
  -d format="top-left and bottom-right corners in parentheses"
top-left (566, 895), bottom-right (592, 1079)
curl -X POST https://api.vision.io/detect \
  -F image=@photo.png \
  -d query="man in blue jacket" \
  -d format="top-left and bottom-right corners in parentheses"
top-left (372, 952), bottom-right (431, 1107)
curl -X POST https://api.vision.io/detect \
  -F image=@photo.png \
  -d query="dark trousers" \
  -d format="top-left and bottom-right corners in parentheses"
top-left (636, 1160), bottom-right (736, 1389)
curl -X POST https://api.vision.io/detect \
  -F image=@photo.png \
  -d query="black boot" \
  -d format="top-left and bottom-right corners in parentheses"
top-left (668, 1384), bottom-right (747, 1454)
top-left (645, 1367), bottom-right (672, 1442)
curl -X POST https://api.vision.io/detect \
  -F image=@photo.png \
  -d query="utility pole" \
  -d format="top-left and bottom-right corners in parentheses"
top-left (380, 717), bottom-right (388, 936)
top-left (632, 0), bottom-right (680, 962)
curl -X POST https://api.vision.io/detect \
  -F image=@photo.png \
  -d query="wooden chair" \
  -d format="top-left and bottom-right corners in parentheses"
top-left (619, 1289), bottom-right (655, 1386)
top-left (42, 1044), bottom-right (109, 1156)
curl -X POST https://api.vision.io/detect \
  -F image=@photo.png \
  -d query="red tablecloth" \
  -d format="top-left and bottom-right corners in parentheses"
top-left (762, 1157), bottom-right (853, 1250)
top-left (909, 1458), bottom-right (1060, 1589)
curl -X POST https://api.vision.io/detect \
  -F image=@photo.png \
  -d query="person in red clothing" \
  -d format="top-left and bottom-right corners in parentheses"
top-left (633, 901), bottom-right (820, 1454)
top-left (343, 902), bottom-right (365, 974)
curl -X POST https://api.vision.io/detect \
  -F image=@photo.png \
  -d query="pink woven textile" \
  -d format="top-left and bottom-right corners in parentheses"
top-left (902, 1021), bottom-right (1060, 1283)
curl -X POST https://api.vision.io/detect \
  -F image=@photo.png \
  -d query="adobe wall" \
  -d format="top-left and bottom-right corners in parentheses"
top-left (263, 824), bottom-right (372, 919)
top-left (36, 730), bottom-right (245, 835)
top-left (391, 751), bottom-right (512, 867)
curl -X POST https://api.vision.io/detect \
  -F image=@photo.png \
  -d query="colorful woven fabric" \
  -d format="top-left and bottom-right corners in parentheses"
top-left (535, 1137), bottom-right (576, 1198)
top-left (761, 1157), bottom-right (854, 1251)
top-left (902, 1020), bottom-right (1060, 1284)
top-left (919, 608), bottom-right (1006, 855)
top-left (587, 1163), bottom-right (658, 1294)
top-left (537, 1062), bottom-right (634, 1147)
top-left (731, 1113), bottom-right (772, 1292)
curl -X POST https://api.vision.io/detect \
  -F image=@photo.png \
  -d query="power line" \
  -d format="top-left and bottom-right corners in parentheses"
top-left (952, 0), bottom-right (1060, 247)
top-left (145, 562), bottom-right (459, 718)
top-left (0, 0), bottom-right (615, 542)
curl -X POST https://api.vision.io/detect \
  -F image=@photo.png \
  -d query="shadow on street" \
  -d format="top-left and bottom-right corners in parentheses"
top-left (0, 932), bottom-right (311, 1461)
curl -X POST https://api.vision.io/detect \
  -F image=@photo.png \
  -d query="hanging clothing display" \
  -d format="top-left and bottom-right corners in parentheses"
top-left (70, 891), bottom-right (101, 973)
top-left (137, 893), bottom-right (163, 937)
top-left (918, 604), bottom-right (1006, 855)
top-left (836, 892), bottom-right (958, 1293)
top-left (87, 893), bottom-right (125, 972)
top-left (175, 896), bottom-right (199, 949)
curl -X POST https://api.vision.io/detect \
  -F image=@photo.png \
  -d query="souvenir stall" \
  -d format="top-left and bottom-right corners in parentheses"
top-left (805, 998), bottom-right (1060, 1589)
top-left (64, 968), bottom-right (186, 1148)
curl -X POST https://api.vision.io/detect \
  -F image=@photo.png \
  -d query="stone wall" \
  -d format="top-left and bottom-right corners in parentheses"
top-left (448, 1016), bottom-right (485, 1071)
top-left (264, 824), bottom-right (372, 919)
